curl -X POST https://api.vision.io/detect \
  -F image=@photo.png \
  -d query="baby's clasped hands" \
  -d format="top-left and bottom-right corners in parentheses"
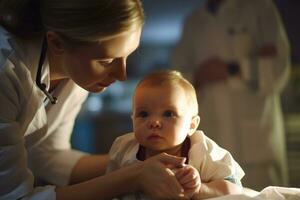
top-left (174, 164), bottom-right (201, 199)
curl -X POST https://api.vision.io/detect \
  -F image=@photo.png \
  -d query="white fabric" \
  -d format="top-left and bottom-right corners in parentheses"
top-left (171, 0), bottom-right (290, 189)
top-left (209, 186), bottom-right (300, 200)
top-left (106, 130), bottom-right (244, 200)
top-left (0, 26), bottom-right (88, 200)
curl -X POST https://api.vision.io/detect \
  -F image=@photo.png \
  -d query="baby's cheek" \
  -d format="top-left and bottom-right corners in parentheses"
top-left (133, 122), bottom-right (147, 141)
top-left (133, 120), bottom-right (147, 131)
top-left (134, 134), bottom-right (143, 144)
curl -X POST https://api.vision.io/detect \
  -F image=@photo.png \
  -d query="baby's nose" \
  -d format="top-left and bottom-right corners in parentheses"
top-left (149, 120), bottom-right (162, 129)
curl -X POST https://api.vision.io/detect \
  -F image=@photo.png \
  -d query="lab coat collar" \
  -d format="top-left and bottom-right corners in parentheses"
top-left (5, 30), bottom-right (51, 98)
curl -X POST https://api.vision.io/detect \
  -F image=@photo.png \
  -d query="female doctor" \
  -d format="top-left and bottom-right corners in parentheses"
top-left (0, 0), bottom-right (187, 199)
top-left (172, 0), bottom-right (290, 190)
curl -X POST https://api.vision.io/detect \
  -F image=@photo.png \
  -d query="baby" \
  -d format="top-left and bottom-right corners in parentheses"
top-left (107, 70), bottom-right (244, 199)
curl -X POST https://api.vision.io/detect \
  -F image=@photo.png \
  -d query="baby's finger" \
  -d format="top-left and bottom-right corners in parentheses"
top-left (182, 179), bottom-right (199, 189)
top-left (175, 168), bottom-right (187, 180)
top-left (179, 171), bottom-right (197, 185)
top-left (165, 168), bottom-right (186, 196)
top-left (158, 153), bottom-right (186, 167)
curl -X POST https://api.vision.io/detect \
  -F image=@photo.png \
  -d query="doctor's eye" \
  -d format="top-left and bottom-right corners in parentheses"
top-left (136, 111), bottom-right (148, 118)
top-left (98, 59), bottom-right (114, 66)
top-left (163, 110), bottom-right (176, 118)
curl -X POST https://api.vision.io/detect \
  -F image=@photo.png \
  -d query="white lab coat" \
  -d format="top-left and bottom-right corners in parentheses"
top-left (106, 131), bottom-right (245, 200)
top-left (0, 27), bottom-right (88, 199)
top-left (171, 0), bottom-right (290, 190)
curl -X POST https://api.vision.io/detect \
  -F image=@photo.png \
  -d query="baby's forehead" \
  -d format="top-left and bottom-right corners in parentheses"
top-left (135, 85), bottom-right (182, 100)
top-left (134, 85), bottom-right (189, 106)
top-left (135, 82), bottom-right (191, 101)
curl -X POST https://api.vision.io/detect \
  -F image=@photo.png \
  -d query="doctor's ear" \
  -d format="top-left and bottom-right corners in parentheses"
top-left (46, 31), bottom-right (66, 55)
top-left (188, 115), bottom-right (200, 136)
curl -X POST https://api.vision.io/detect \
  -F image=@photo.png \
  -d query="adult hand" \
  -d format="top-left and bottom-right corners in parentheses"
top-left (193, 57), bottom-right (228, 90)
top-left (137, 153), bottom-right (187, 200)
top-left (175, 165), bottom-right (201, 199)
top-left (259, 44), bottom-right (277, 58)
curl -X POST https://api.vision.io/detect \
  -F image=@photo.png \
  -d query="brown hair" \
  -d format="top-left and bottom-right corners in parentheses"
top-left (0, 0), bottom-right (144, 43)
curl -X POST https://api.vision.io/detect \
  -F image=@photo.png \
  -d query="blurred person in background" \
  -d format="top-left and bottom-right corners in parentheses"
top-left (171, 0), bottom-right (290, 190)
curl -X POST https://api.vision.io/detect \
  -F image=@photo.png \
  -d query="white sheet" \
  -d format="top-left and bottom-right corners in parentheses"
top-left (209, 187), bottom-right (300, 200)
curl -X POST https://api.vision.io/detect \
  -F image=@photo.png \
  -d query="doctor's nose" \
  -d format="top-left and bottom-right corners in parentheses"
top-left (148, 119), bottom-right (162, 129)
top-left (110, 58), bottom-right (127, 81)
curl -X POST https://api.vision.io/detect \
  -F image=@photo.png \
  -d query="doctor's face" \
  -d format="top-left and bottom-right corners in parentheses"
top-left (60, 28), bottom-right (142, 93)
top-left (132, 83), bottom-right (196, 157)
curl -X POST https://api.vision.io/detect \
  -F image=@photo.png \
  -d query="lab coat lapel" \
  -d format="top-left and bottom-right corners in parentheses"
top-left (22, 51), bottom-right (49, 149)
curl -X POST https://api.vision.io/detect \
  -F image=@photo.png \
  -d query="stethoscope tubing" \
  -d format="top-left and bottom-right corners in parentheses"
top-left (36, 38), bottom-right (58, 104)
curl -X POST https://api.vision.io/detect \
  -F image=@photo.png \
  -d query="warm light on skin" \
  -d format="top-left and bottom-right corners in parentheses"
top-left (132, 83), bottom-right (200, 158)
top-left (47, 27), bottom-right (142, 93)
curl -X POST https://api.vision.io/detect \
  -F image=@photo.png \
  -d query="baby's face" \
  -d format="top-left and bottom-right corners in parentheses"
top-left (132, 83), bottom-right (194, 157)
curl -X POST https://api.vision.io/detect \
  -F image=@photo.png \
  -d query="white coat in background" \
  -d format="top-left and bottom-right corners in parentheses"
top-left (171, 0), bottom-right (290, 190)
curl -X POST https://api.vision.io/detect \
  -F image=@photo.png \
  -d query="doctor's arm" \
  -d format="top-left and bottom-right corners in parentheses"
top-left (0, 63), bottom-right (57, 199)
top-left (56, 153), bottom-right (187, 200)
top-left (69, 154), bottom-right (109, 184)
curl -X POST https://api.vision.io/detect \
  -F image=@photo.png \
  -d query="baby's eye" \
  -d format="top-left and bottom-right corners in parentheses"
top-left (137, 111), bottom-right (148, 118)
top-left (163, 110), bottom-right (176, 117)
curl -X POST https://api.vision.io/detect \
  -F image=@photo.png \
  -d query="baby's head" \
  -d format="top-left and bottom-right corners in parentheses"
top-left (132, 70), bottom-right (200, 157)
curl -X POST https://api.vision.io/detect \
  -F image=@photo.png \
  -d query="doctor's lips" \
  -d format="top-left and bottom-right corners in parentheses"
top-left (97, 81), bottom-right (115, 87)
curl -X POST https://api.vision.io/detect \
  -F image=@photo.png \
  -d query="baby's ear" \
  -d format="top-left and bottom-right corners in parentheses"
top-left (188, 115), bottom-right (200, 136)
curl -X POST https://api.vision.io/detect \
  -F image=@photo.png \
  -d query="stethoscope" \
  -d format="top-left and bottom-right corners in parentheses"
top-left (36, 38), bottom-right (58, 104)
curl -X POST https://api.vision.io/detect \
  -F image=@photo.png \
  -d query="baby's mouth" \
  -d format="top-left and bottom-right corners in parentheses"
top-left (148, 134), bottom-right (163, 140)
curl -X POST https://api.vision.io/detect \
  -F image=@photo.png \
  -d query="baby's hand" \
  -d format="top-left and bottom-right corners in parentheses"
top-left (175, 165), bottom-right (201, 199)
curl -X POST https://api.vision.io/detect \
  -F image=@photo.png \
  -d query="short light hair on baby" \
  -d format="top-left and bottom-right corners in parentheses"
top-left (136, 70), bottom-right (198, 116)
